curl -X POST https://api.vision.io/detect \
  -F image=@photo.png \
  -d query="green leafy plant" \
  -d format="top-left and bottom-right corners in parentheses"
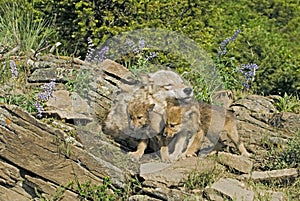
top-left (65, 69), bottom-right (92, 98)
top-left (33, 176), bottom-right (138, 201)
top-left (121, 176), bottom-right (142, 200)
top-left (127, 55), bottom-right (152, 78)
top-left (215, 57), bottom-right (242, 91)
top-left (34, 182), bottom-right (72, 201)
top-left (0, 60), bottom-right (16, 84)
top-left (182, 70), bottom-right (218, 102)
top-left (116, 38), bottom-right (159, 78)
top-left (215, 29), bottom-right (260, 93)
top-left (74, 177), bottom-right (120, 201)
top-left (54, 135), bottom-right (72, 158)
top-left (274, 93), bottom-right (300, 113)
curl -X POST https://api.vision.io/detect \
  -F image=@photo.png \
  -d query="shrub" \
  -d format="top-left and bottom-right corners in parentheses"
top-left (25, 0), bottom-right (300, 95)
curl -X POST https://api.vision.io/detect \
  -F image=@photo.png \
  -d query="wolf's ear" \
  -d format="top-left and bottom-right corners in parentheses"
top-left (227, 90), bottom-right (234, 100)
top-left (148, 103), bottom-right (155, 112)
top-left (147, 103), bottom-right (155, 112)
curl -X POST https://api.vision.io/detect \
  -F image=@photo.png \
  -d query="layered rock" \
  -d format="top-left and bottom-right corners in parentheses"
top-left (0, 55), bottom-right (299, 200)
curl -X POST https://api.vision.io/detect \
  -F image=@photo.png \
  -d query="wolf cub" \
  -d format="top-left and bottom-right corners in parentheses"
top-left (163, 98), bottom-right (251, 160)
top-left (125, 70), bottom-right (194, 160)
top-left (126, 93), bottom-right (160, 159)
top-left (162, 98), bottom-right (203, 161)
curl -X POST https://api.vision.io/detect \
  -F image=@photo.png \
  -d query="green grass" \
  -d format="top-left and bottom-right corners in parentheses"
top-left (74, 177), bottom-right (120, 201)
top-left (0, 0), bottom-right (54, 55)
top-left (0, 93), bottom-right (37, 113)
top-left (255, 131), bottom-right (300, 200)
top-left (0, 60), bottom-right (12, 84)
top-left (262, 131), bottom-right (300, 170)
top-left (247, 175), bottom-right (300, 201)
top-left (126, 55), bottom-right (157, 78)
top-left (34, 182), bottom-right (72, 201)
top-left (33, 178), bottom-right (120, 201)
top-left (33, 176), bottom-right (142, 201)
top-left (184, 166), bottom-right (220, 190)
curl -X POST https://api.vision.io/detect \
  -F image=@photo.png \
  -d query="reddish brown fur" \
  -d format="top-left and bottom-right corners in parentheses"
top-left (163, 100), bottom-right (251, 158)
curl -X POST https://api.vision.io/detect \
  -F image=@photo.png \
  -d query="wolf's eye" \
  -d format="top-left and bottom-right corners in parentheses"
top-left (169, 123), bottom-right (176, 128)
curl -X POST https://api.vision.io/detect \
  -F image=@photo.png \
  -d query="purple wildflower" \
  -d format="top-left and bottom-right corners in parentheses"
top-left (10, 60), bottom-right (18, 78)
top-left (125, 39), bottom-right (135, 49)
top-left (94, 46), bottom-right (109, 63)
top-left (146, 52), bottom-right (158, 61)
top-left (239, 63), bottom-right (259, 89)
top-left (34, 80), bottom-right (56, 118)
top-left (231, 29), bottom-right (241, 41)
top-left (125, 39), bottom-right (140, 54)
top-left (85, 37), bottom-right (95, 62)
top-left (38, 80), bottom-right (56, 101)
top-left (218, 29), bottom-right (241, 57)
top-left (34, 101), bottom-right (44, 118)
top-left (138, 38), bottom-right (145, 50)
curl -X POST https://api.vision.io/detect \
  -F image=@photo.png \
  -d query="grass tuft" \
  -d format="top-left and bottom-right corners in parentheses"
top-left (273, 93), bottom-right (300, 113)
top-left (0, 0), bottom-right (54, 55)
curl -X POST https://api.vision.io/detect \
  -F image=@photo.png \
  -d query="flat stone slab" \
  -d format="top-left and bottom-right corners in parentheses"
top-left (46, 90), bottom-right (93, 114)
top-left (100, 59), bottom-right (134, 83)
top-left (140, 162), bottom-right (172, 175)
top-left (45, 90), bottom-right (94, 122)
top-left (256, 190), bottom-right (285, 201)
top-left (217, 152), bottom-right (253, 173)
top-left (28, 67), bottom-right (72, 82)
top-left (139, 157), bottom-right (222, 188)
top-left (128, 194), bottom-right (162, 201)
top-left (0, 104), bottom-right (126, 199)
top-left (241, 168), bottom-right (298, 181)
top-left (207, 178), bottom-right (254, 201)
top-left (45, 110), bottom-right (93, 123)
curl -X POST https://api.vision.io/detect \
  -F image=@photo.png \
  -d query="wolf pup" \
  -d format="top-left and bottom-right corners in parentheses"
top-left (163, 98), bottom-right (251, 160)
top-left (126, 92), bottom-right (159, 159)
top-left (161, 98), bottom-right (203, 161)
top-left (126, 70), bottom-right (194, 160)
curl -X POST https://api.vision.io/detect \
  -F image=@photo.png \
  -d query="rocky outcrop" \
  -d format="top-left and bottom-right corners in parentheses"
top-left (0, 55), bottom-right (299, 200)
top-left (231, 95), bottom-right (300, 154)
top-left (0, 104), bottom-right (127, 200)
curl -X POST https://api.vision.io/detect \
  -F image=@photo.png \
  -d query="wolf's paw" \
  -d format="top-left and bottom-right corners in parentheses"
top-left (161, 157), bottom-right (172, 163)
top-left (185, 152), bottom-right (197, 158)
top-left (128, 151), bottom-right (142, 161)
top-left (161, 153), bottom-right (173, 163)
